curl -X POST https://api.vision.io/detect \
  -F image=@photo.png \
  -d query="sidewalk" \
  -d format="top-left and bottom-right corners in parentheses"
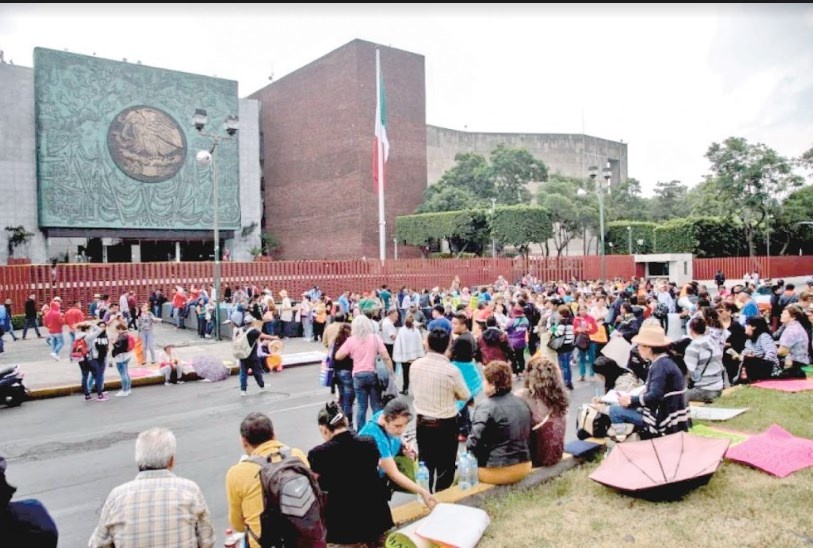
top-left (0, 323), bottom-right (327, 399)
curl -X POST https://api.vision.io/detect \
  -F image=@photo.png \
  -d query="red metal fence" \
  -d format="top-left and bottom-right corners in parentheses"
top-left (1, 256), bottom-right (810, 310)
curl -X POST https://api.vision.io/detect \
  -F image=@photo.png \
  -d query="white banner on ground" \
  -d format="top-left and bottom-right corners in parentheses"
top-left (689, 406), bottom-right (749, 421)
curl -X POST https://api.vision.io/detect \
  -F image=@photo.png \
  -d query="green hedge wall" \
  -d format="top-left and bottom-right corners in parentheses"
top-left (395, 210), bottom-right (486, 246)
top-left (606, 221), bottom-right (657, 255)
top-left (653, 217), bottom-right (746, 257)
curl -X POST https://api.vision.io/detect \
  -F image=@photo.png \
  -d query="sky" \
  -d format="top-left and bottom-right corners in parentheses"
top-left (2, 3), bottom-right (812, 195)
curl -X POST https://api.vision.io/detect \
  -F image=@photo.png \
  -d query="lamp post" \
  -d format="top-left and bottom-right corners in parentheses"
top-left (627, 225), bottom-right (632, 255)
top-left (589, 162), bottom-right (612, 280)
top-left (193, 108), bottom-right (238, 341)
top-left (765, 214), bottom-right (771, 279)
top-left (491, 197), bottom-right (497, 259)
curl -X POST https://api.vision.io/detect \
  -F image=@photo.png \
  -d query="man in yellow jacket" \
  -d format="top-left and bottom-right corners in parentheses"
top-left (225, 412), bottom-right (308, 547)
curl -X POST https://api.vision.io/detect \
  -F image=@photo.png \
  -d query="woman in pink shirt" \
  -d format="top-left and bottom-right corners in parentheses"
top-left (335, 316), bottom-right (394, 431)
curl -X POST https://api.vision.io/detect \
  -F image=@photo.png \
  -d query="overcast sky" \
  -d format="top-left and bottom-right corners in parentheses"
top-left (2, 3), bottom-right (811, 195)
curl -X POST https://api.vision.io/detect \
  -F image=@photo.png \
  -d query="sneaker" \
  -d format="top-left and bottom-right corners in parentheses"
top-left (84, 395), bottom-right (92, 401)
top-left (164, 382), bottom-right (171, 386)
top-left (177, 380), bottom-right (185, 384)
top-left (124, 390), bottom-right (132, 396)
top-left (97, 394), bottom-right (109, 401)
top-left (566, 382), bottom-right (574, 390)
top-left (240, 390), bottom-right (247, 397)
top-left (578, 376), bottom-right (586, 382)
top-left (115, 391), bottom-right (126, 397)
top-left (258, 386), bottom-right (266, 392)
top-left (50, 352), bottom-right (58, 360)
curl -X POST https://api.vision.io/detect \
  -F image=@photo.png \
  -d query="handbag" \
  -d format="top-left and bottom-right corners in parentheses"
top-left (375, 355), bottom-right (391, 390)
top-left (547, 333), bottom-right (566, 351)
top-left (576, 404), bottom-right (611, 440)
top-left (575, 333), bottom-right (591, 351)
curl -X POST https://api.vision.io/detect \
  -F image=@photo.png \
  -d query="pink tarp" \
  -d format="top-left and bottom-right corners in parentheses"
top-left (750, 379), bottom-right (813, 392)
top-left (725, 424), bottom-right (813, 478)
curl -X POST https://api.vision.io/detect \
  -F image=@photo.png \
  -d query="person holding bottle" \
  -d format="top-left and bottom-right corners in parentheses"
top-left (308, 402), bottom-right (393, 546)
top-left (358, 397), bottom-right (437, 509)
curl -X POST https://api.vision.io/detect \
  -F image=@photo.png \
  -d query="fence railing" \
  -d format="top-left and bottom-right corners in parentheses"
top-left (0, 256), bottom-right (810, 309)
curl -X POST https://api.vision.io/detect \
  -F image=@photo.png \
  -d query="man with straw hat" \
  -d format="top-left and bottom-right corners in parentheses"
top-left (608, 320), bottom-right (689, 439)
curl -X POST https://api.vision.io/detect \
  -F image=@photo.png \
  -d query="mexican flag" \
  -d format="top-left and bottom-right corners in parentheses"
top-left (373, 54), bottom-right (389, 191)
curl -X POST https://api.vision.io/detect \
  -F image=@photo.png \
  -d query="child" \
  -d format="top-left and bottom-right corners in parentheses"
top-left (257, 339), bottom-right (284, 373)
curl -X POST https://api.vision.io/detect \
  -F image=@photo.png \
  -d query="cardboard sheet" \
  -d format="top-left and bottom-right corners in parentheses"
top-left (689, 406), bottom-right (749, 421)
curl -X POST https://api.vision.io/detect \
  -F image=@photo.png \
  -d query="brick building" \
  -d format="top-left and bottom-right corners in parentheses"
top-left (250, 39), bottom-right (427, 260)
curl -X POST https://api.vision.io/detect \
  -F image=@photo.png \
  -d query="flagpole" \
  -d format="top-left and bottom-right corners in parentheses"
top-left (376, 49), bottom-right (386, 263)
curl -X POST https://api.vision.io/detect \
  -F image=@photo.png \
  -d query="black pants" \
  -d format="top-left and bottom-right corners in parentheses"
top-left (740, 356), bottom-right (775, 383)
top-left (416, 415), bottom-right (458, 493)
top-left (401, 361), bottom-right (412, 394)
top-left (313, 321), bottom-right (325, 341)
top-left (512, 347), bottom-right (526, 375)
top-left (80, 359), bottom-right (104, 397)
top-left (528, 333), bottom-right (540, 357)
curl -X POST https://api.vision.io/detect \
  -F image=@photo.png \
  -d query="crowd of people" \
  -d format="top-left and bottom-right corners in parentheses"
top-left (2, 272), bottom-right (812, 546)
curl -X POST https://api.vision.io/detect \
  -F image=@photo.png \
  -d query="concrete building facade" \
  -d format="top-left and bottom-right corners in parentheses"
top-left (426, 126), bottom-right (628, 189)
top-left (249, 39), bottom-right (427, 260)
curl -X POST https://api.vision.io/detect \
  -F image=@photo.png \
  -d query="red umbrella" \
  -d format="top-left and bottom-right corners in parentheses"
top-left (589, 432), bottom-right (729, 501)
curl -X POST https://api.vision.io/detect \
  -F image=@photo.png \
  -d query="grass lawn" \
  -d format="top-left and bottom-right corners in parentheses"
top-left (479, 387), bottom-right (813, 547)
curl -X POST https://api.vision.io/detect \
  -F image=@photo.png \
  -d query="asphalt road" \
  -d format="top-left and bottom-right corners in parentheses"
top-left (0, 360), bottom-right (594, 547)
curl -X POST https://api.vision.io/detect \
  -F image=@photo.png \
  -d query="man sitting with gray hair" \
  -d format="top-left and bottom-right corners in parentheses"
top-left (89, 427), bottom-right (215, 548)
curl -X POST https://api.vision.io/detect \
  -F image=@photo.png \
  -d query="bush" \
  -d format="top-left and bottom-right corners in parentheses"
top-left (654, 217), bottom-right (746, 257)
top-left (428, 252), bottom-right (478, 259)
top-left (606, 221), bottom-right (657, 255)
top-left (11, 314), bottom-right (25, 330)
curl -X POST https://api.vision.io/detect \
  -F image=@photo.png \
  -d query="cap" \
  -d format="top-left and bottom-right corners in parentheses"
top-left (807, 276), bottom-right (813, 285)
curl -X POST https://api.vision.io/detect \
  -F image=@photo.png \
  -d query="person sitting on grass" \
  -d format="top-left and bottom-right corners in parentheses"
top-left (684, 317), bottom-right (724, 404)
top-left (467, 361), bottom-right (532, 485)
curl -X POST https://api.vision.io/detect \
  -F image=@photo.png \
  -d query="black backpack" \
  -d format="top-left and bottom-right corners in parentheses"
top-left (247, 448), bottom-right (327, 548)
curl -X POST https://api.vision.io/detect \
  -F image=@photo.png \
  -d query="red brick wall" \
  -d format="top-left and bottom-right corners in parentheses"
top-left (250, 39), bottom-right (426, 260)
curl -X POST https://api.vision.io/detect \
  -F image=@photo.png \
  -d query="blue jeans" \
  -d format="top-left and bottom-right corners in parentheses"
top-left (353, 371), bottom-right (381, 432)
top-left (336, 369), bottom-right (355, 429)
top-left (558, 350), bottom-right (573, 386)
top-left (239, 357), bottom-right (265, 391)
top-left (50, 333), bottom-right (64, 356)
top-left (578, 344), bottom-right (597, 378)
top-left (608, 404), bottom-right (644, 427)
top-left (301, 318), bottom-right (313, 339)
top-left (140, 331), bottom-right (156, 364)
top-left (22, 318), bottom-right (41, 338)
top-left (116, 357), bottom-right (132, 392)
top-left (82, 359), bottom-right (104, 397)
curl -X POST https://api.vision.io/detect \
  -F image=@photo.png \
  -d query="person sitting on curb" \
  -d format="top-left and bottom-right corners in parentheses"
top-left (157, 344), bottom-right (194, 385)
top-left (467, 361), bottom-right (532, 485)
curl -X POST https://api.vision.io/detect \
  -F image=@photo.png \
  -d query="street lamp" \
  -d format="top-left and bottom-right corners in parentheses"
top-left (589, 161), bottom-right (612, 280)
top-left (627, 225), bottom-right (632, 255)
top-left (491, 197), bottom-right (497, 259)
top-left (193, 108), bottom-right (239, 341)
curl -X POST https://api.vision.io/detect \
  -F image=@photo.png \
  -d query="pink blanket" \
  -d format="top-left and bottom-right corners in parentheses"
top-left (725, 424), bottom-right (813, 478)
top-left (751, 379), bottom-right (813, 392)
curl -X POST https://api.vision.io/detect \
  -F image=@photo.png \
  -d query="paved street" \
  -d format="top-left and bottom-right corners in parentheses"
top-left (0, 324), bottom-right (597, 546)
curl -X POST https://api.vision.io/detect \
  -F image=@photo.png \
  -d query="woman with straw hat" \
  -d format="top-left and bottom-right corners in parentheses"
top-left (609, 320), bottom-right (689, 439)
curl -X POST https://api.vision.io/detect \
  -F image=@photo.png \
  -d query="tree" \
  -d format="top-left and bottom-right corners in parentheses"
top-left (799, 144), bottom-right (813, 175)
top-left (776, 185), bottom-right (813, 255)
top-left (488, 145), bottom-right (547, 205)
top-left (416, 184), bottom-right (478, 213)
top-left (4, 225), bottom-right (34, 258)
top-left (416, 146), bottom-right (547, 212)
top-left (705, 137), bottom-right (804, 258)
top-left (490, 206), bottom-right (553, 258)
top-left (605, 177), bottom-right (650, 222)
top-left (537, 175), bottom-right (598, 256)
top-left (651, 180), bottom-right (688, 221)
top-left (684, 177), bottom-right (730, 217)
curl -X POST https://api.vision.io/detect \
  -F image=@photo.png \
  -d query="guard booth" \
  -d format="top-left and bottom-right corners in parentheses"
top-left (633, 254), bottom-right (694, 285)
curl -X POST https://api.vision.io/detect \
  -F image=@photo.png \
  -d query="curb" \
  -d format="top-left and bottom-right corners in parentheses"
top-left (391, 454), bottom-right (580, 527)
top-left (26, 359), bottom-right (321, 401)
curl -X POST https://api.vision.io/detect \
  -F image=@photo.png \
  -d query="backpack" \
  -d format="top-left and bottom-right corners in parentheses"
top-left (653, 302), bottom-right (669, 320)
top-left (247, 448), bottom-right (327, 548)
top-left (71, 337), bottom-right (91, 361)
top-left (232, 327), bottom-right (256, 360)
top-left (126, 333), bottom-right (137, 352)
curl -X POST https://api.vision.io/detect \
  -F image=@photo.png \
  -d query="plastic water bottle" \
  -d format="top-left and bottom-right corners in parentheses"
top-left (416, 461), bottom-right (430, 503)
top-left (467, 452), bottom-right (479, 487)
top-left (224, 528), bottom-right (245, 548)
top-left (458, 452), bottom-right (471, 490)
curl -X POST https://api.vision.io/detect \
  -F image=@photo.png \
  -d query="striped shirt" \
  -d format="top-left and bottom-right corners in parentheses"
top-left (410, 352), bottom-right (470, 419)
top-left (685, 335), bottom-right (724, 391)
top-left (88, 470), bottom-right (215, 548)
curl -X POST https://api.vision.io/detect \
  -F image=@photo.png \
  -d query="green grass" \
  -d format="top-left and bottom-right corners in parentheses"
top-left (479, 388), bottom-right (813, 547)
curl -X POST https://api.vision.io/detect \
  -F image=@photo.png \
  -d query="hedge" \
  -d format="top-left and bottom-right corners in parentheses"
top-left (490, 205), bottom-right (552, 250)
top-left (395, 210), bottom-right (487, 246)
top-left (653, 217), bottom-right (746, 257)
top-left (605, 221), bottom-right (657, 255)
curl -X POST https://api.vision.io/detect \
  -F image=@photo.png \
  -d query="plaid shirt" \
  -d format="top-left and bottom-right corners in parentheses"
top-left (88, 469), bottom-right (215, 548)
